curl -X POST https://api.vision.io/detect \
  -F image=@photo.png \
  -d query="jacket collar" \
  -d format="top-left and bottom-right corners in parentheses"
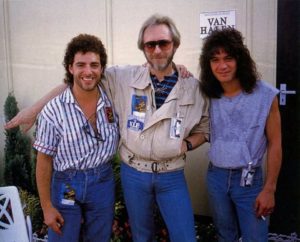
top-left (128, 65), bottom-right (196, 105)
top-left (129, 66), bottom-right (152, 90)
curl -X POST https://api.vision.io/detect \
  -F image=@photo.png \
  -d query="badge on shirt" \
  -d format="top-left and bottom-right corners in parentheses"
top-left (170, 114), bottom-right (183, 139)
top-left (105, 106), bottom-right (115, 123)
top-left (61, 183), bottom-right (76, 206)
top-left (127, 95), bottom-right (147, 131)
top-left (127, 114), bottom-right (145, 131)
top-left (132, 95), bottom-right (147, 117)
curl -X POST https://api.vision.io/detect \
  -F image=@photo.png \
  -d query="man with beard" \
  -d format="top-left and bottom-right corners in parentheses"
top-left (5, 15), bottom-right (209, 242)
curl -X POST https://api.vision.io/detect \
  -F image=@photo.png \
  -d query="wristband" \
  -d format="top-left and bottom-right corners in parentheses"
top-left (184, 139), bottom-right (193, 151)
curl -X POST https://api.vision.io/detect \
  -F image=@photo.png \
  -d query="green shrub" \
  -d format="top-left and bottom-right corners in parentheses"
top-left (19, 188), bottom-right (44, 235)
top-left (3, 93), bottom-right (32, 192)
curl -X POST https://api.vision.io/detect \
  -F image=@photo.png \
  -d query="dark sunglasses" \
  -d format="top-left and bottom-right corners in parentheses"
top-left (82, 118), bottom-right (104, 142)
top-left (143, 40), bottom-right (173, 52)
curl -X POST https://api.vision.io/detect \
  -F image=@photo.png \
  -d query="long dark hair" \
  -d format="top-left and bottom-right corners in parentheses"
top-left (199, 28), bottom-right (260, 98)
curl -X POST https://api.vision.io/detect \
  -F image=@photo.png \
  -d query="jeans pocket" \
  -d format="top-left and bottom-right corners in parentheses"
top-left (252, 167), bottom-right (263, 187)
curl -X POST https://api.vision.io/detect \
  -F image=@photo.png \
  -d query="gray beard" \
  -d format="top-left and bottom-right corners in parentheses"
top-left (150, 59), bottom-right (172, 71)
top-left (145, 51), bottom-right (175, 72)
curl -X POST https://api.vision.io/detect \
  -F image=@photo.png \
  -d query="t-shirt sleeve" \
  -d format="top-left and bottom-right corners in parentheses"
top-left (33, 112), bottom-right (58, 156)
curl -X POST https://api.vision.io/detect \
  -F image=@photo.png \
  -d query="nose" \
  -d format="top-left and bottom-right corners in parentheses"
top-left (218, 60), bottom-right (228, 69)
top-left (83, 65), bottom-right (93, 74)
top-left (153, 45), bottom-right (162, 54)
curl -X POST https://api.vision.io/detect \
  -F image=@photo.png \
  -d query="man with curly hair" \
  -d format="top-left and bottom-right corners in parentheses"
top-left (33, 34), bottom-right (119, 241)
top-left (5, 15), bottom-right (209, 242)
top-left (199, 28), bottom-right (282, 242)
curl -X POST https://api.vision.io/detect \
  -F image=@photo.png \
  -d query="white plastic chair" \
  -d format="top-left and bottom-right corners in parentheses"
top-left (0, 186), bottom-right (32, 242)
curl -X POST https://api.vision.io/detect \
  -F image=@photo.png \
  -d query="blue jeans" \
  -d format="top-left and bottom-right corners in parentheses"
top-left (121, 162), bottom-right (196, 242)
top-left (48, 163), bottom-right (115, 242)
top-left (206, 163), bottom-right (268, 242)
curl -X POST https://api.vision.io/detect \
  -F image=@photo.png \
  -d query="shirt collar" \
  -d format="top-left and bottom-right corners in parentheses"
top-left (59, 84), bottom-right (111, 108)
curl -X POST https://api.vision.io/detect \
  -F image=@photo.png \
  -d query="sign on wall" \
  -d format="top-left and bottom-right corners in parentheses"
top-left (200, 10), bottom-right (236, 38)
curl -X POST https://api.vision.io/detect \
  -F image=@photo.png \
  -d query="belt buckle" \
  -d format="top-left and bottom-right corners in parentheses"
top-left (151, 162), bottom-right (158, 173)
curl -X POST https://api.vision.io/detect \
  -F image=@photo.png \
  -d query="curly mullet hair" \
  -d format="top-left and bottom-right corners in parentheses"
top-left (199, 28), bottom-right (260, 98)
top-left (63, 34), bottom-right (107, 85)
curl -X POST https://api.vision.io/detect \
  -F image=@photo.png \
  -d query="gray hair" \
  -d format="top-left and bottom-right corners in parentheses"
top-left (137, 14), bottom-right (181, 50)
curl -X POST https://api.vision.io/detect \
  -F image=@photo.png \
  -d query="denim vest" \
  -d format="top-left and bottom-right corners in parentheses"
top-left (209, 80), bottom-right (279, 168)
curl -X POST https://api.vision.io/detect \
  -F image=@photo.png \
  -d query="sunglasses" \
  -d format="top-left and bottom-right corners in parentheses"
top-left (82, 116), bottom-right (105, 142)
top-left (143, 40), bottom-right (173, 52)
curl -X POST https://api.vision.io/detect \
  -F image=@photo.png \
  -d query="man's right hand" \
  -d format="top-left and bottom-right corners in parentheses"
top-left (43, 206), bottom-right (64, 235)
top-left (4, 106), bottom-right (37, 132)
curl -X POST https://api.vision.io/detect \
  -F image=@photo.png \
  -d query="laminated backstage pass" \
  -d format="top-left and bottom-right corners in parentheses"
top-left (61, 183), bottom-right (76, 206)
top-left (170, 113), bottom-right (182, 139)
top-left (240, 162), bottom-right (255, 187)
top-left (127, 95), bottom-right (147, 131)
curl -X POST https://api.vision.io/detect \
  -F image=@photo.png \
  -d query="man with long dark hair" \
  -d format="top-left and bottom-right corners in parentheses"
top-left (200, 28), bottom-right (282, 242)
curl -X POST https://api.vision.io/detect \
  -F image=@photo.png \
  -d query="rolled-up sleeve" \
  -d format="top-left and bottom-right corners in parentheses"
top-left (33, 114), bottom-right (58, 156)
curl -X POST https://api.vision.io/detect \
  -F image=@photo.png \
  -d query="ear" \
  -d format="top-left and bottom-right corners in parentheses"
top-left (173, 44), bottom-right (179, 53)
top-left (68, 64), bottom-right (74, 74)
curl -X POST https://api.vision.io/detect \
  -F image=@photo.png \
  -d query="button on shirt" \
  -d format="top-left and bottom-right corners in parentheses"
top-left (33, 85), bottom-right (119, 171)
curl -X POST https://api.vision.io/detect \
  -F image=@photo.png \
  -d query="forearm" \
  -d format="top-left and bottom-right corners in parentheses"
top-left (181, 132), bottom-right (207, 154)
top-left (33, 84), bottom-right (67, 116)
top-left (36, 152), bottom-right (53, 210)
top-left (263, 142), bottom-right (282, 193)
top-left (4, 83), bottom-right (67, 132)
top-left (263, 96), bottom-right (282, 193)
top-left (185, 132), bottom-right (207, 149)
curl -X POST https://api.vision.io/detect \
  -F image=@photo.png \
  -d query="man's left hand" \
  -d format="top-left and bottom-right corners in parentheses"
top-left (176, 64), bottom-right (193, 78)
top-left (255, 189), bottom-right (275, 218)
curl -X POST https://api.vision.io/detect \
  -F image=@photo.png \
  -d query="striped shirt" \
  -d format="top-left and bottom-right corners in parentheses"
top-left (150, 71), bottom-right (178, 109)
top-left (33, 85), bottom-right (119, 171)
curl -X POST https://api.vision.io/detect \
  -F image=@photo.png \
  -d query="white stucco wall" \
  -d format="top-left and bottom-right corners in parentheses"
top-left (0, 0), bottom-right (277, 215)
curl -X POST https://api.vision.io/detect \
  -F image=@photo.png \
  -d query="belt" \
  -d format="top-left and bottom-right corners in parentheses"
top-left (126, 156), bottom-right (186, 173)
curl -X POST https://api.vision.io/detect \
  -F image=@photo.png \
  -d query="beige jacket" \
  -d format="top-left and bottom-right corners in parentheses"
top-left (103, 65), bottom-right (209, 171)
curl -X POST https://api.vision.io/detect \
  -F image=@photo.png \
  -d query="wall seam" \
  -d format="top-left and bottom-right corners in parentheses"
top-left (245, 0), bottom-right (254, 53)
top-left (3, 0), bottom-right (13, 93)
top-left (105, 0), bottom-right (113, 66)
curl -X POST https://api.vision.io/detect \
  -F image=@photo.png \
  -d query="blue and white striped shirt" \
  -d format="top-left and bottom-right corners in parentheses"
top-left (33, 85), bottom-right (119, 171)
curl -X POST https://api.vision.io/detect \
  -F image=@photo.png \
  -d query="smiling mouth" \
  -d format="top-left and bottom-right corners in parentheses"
top-left (82, 76), bottom-right (93, 80)
top-left (82, 76), bottom-right (95, 83)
